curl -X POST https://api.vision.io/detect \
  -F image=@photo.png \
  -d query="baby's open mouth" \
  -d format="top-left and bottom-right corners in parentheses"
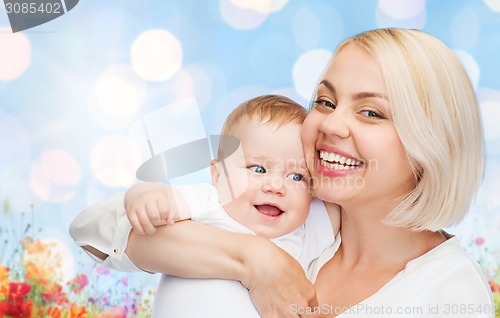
top-left (255, 204), bottom-right (284, 218)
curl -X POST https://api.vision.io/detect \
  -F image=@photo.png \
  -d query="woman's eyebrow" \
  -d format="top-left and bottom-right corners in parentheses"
top-left (319, 79), bottom-right (388, 101)
top-left (353, 91), bottom-right (388, 101)
top-left (318, 80), bottom-right (335, 93)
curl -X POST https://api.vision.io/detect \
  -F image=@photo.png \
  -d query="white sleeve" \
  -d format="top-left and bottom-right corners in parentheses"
top-left (69, 192), bottom-right (141, 272)
top-left (174, 183), bottom-right (220, 221)
top-left (174, 183), bottom-right (255, 234)
top-left (300, 199), bottom-right (335, 267)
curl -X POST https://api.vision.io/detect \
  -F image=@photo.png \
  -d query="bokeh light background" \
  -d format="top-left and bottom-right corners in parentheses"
top-left (1, 0), bottom-right (500, 294)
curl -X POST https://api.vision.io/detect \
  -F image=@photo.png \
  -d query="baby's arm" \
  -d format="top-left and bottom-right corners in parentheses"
top-left (69, 183), bottom-right (215, 270)
top-left (125, 182), bottom-right (191, 235)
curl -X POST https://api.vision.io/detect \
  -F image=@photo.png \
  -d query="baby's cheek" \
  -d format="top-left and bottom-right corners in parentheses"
top-left (290, 186), bottom-right (313, 209)
top-left (216, 172), bottom-right (249, 205)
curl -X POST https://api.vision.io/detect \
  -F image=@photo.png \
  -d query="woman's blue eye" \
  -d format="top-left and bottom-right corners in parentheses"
top-left (314, 99), bottom-right (336, 109)
top-left (286, 173), bottom-right (304, 182)
top-left (249, 165), bottom-right (266, 174)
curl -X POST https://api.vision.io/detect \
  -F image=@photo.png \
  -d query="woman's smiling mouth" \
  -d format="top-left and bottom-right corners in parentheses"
top-left (319, 150), bottom-right (362, 170)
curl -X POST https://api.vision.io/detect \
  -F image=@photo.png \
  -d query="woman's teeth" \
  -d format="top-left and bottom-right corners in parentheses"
top-left (319, 150), bottom-right (362, 170)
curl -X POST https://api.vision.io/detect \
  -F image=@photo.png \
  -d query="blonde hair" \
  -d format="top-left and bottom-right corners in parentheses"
top-left (218, 94), bottom-right (308, 160)
top-left (336, 28), bottom-right (484, 231)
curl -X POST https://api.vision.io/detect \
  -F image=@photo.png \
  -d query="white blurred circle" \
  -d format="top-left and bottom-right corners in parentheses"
top-left (454, 50), bottom-right (480, 89)
top-left (0, 28), bottom-right (31, 80)
top-left (96, 76), bottom-right (141, 117)
top-left (376, 3), bottom-right (426, 29)
top-left (293, 49), bottom-right (331, 100)
top-left (220, 0), bottom-right (268, 30)
top-left (484, 0), bottom-right (500, 12)
top-left (451, 8), bottom-right (480, 50)
top-left (481, 100), bottom-right (500, 141)
top-left (230, 0), bottom-right (288, 14)
top-left (171, 69), bottom-right (195, 104)
top-left (90, 135), bottom-right (143, 187)
top-left (29, 150), bottom-right (81, 202)
top-left (47, 238), bottom-right (75, 282)
top-left (479, 160), bottom-right (500, 208)
top-left (90, 65), bottom-right (145, 130)
top-left (378, 0), bottom-right (426, 20)
top-left (131, 29), bottom-right (183, 81)
top-left (478, 89), bottom-right (500, 143)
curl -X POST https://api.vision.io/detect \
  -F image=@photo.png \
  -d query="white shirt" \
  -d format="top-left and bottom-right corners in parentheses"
top-left (153, 184), bottom-right (334, 317)
top-left (69, 183), bottom-right (335, 317)
top-left (306, 234), bottom-right (495, 318)
top-left (70, 191), bottom-right (138, 272)
top-left (177, 183), bottom-right (334, 270)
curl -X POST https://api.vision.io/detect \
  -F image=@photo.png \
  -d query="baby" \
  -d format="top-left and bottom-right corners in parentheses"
top-left (70, 94), bottom-right (339, 317)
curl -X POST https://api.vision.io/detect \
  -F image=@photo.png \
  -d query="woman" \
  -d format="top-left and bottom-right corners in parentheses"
top-left (78, 28), bottom-right (494, 317)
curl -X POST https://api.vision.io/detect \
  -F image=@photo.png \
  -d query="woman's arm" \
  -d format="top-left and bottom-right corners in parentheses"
top-left (126, 220), bottom-right (319, 317)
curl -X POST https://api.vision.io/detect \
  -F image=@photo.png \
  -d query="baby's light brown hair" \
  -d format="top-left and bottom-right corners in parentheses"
top-left (217, 94), bottom-right (308, 160)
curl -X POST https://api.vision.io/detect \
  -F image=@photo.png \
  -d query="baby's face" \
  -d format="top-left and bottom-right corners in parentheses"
top-left (212, 116), bottom-right (312, 238)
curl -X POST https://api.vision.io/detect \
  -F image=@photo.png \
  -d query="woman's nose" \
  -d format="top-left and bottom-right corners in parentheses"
top-left (319, 108), bottom-right (350, 139)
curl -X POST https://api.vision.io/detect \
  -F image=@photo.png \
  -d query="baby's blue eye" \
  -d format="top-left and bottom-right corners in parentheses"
top-left (249, 165), bottom-right (266, 174)
top-left (286, 173), bottom-right (304, 182)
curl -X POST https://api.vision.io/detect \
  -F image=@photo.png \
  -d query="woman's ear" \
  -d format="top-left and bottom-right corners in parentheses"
top-left (210, 159), bottom-right (221, 186)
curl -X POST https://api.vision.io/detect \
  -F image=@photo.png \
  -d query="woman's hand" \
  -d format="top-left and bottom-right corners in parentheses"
top-left (240, 236), bottom-right (319, 317)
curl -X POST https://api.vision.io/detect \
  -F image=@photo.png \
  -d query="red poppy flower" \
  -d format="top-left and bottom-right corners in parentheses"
top-left (9, 282), bottom-right (31, 296)
top-left (0, 282), bottom-right (33, 317)
top-left (67, 274), bottom-right (89, 294)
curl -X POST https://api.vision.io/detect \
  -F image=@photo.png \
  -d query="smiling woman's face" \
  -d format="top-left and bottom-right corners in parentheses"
top-left (301, 43), bottom-right (416, 212)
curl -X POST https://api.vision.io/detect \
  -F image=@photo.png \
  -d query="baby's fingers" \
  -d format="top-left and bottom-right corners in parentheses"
top-left (128, 210), bottom-right (146, 235)
top-left (156, 197), bottom-right (171, 221)
top-left (151, 218), bottom-right (168, 227)
top-left (136, 206), bottom-right (158, 235)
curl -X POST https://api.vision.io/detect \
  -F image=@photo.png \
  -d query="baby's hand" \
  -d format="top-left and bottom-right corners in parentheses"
top-left (124, 183), bottom-right (180, 235)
